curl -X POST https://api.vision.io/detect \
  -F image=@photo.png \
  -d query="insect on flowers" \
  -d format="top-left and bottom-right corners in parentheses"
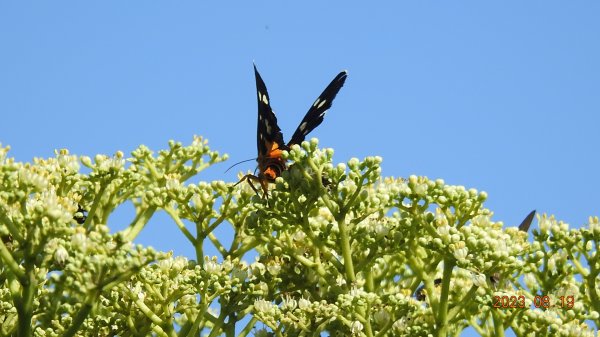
top-left (234, 64), bottom-right (348, 198)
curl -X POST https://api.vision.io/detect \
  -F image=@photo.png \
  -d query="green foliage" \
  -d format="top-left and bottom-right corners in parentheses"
top-left (0, 137), bottom-right (598, 337)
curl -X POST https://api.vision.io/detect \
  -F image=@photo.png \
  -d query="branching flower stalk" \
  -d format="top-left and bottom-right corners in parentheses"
top-left (0, 137), bottom-right (598, 336)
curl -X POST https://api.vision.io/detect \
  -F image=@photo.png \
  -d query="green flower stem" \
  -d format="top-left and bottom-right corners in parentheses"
top-left (447, 285), bottom-right (477, 322)
top-left (126, 315), bottom-right (137, 333)
top-left (335, 208), bottom-right (356, 283)
top-left (343, 168), bottom-right (375, 213)
top-left (505, 307), bottom-right (519, 328)
top-left (207, 232), bottom-right (227, 256)
top-left (319, 191), bottom-right (336, 216)
top-left (122, 205), bottom-right (158, 242)
top-left (144, 157), bottom-right (161, 181)
top-left (491, 309), bottom-right (505, 337)
top-left (456, 201), bottom-right (482, 229)
top-left (205, 194), bottom-right (233, 234)
top-left (144, 282), bottom-right (165, 302)
top-left (365, 268), bottom-right (374, 292)
top-left (374, 315), bottom-right (394, 337)
top-left (468, 317), bottom-right (485, 335)
top-left (230, 237), bottom-right (260, 259)
top-left (162, 303), bottom-right (176, 337)
top-left (363, 304), bottom-right (375, 337)
top-left (328, 251), bottom-right (346, 272)
top-left (237, 316), bottom-right (258, 337)
top-left (206, 307), bottom-right (229, 337)
top-left (336, 314), bottom-right (354, 329)
top-left (100, 264), bottom-right (147, 291)
top-left (586, 252), bottom-right (599, 314)
top-left (192, 291), bottom-right (220, 332)
top-left (183, 305), bottom-right (210, 337)
top-left (161, 146), bottom-right (176, 172)
top-left (287, 312), bottom-right (310, 330)
top-left (312, 249), bottom-right (330, 279)
top-left (194, 236), bottom-right (204, 266)
top-left (571, 255), bottom-right (589, 277)
top-left (181, 161), bottom-right (211, 181)
top-left (314, 317), bottom-right (335, 332)
top-left (150, 325), bottom-right (172, 337)
top-left (292, 253), bottom-right (330, 279)
top-left (406, 254), bottom-right (428, 290)
top-left (130, 290), bottom-right (171, 337)
top-left (434, 261), bottom-right (454, 337)
top-left (355, 250), bottom-right (379, 274)
top-left (63, 299), bottom-right (94, 337)
top-left (12, 266), bottom-right (36, 337)
top-left (0, 213), bottom-right (22, 241)
top-left (0, 238), bottom-right (24, 281)
top-left (83, 181), bottom-right (108, 229)
top-left (229, 207), bottom-right (248, 244)
top-left (164, 206), bottom-right (196, 243)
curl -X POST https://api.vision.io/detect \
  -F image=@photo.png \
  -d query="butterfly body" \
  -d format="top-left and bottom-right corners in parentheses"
top-left (236, 64), bottom-right (348, 197)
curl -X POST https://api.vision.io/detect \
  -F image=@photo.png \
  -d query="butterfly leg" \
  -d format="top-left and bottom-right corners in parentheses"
top-left (234, 174), bottom-right (269, 199)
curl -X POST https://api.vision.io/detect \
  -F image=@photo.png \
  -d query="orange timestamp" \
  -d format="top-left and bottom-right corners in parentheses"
top-left (492, 295), bottom-right (575, 309)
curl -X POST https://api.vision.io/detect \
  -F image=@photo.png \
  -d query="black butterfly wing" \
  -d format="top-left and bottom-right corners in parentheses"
top-left (254, 64), bottom-right (285, 158)
top-left (287, 70), bottom-right (348, 147)
top-left (518, 210), bottom-right (536, 232)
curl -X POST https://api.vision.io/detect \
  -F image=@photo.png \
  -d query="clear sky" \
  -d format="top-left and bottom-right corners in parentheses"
top-left (1, 2), bottom-right (598, 336)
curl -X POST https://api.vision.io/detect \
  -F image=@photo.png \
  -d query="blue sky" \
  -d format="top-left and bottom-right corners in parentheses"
top-left (1, 2), bottom-right (598, 335)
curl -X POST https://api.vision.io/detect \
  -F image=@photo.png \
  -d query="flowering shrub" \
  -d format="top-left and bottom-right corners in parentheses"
top-left (0, 137), bottom-right (597, 337)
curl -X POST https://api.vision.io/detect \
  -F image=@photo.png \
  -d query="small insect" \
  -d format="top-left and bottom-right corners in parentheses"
top-left (415, 278), bottom-right (442, 301)
top-left (1, 234), bottom-right (12, 245)
top-left (235, 64), bottom-right (348, 197)
top-left (73, 204), bottom-right (88, 225)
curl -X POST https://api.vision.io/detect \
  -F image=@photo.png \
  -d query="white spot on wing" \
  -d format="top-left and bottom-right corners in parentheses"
top-left (313, 98), bottom-right (320, 107)
top-left (265, 121), bottom-right (272, 134)
top-left (317, 99), bottom-right (327, 109)
top-left (299, 122), bottom-right (307, 132)
top-left (262, 95), bottom-right (269, 105)
top-left (319, 110), bottom-right (329, 118)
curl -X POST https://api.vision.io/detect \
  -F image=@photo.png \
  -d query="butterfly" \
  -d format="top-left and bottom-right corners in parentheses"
top-left (235, 64), bottom-right (348, 198)
top-left (517, 209), bottom-right (536, 232)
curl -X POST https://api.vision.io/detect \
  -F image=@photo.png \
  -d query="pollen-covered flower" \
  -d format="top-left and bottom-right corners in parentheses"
top-left (435, 208), bottom-right (449, 227)
top-left (250, 261), bottom-right (266, 276)
top-left (54, 246), bottom-right (69, 265)
top-left (254, 299), bottom-right (275, 314)
top-left (281, 295), bottom-right (298, 311)
top-left (232, 262), bottom-right (249, 281)
top-left (351, 320), bottom-right (363, 335)
top-left (18, 167), bottom-right (48, 190)
top-left (298, 298), bottom-right (311, 310)
top-left (266, 260), bottom-right (281, 276)
top-left (373, 308), bottom-right (390, 326)
top-left (393, 317), bottom-right (407, 331)
top-left (165, 173), bottom-right (183, 192)
top-left (72, 232), bottom-right (88, 252)
top-left (56, 149), bottom-right (80, 173)
top-left (437, 225), bottom-right (451, 242)
top-left (452, 245), bottom-right (469, 263)
top-left (204, 256), bottom-right (221, 274)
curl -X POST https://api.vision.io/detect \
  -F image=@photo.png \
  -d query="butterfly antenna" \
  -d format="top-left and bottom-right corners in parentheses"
top-left (224, 158), bottom-right (257, 173)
